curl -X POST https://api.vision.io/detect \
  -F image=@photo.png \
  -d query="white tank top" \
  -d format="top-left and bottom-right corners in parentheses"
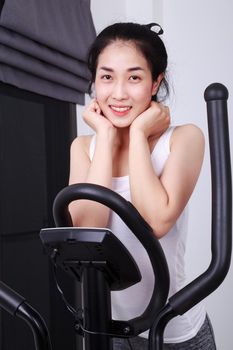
top-left (89, 127), bottom-right (206, 343)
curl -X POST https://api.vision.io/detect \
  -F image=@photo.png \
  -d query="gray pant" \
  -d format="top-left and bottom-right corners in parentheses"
top-left (113, 316), bottom-right (216, 350)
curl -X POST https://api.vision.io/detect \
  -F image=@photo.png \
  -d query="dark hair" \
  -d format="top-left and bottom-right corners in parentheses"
top-left (87, 22), bottom-right (169, 101)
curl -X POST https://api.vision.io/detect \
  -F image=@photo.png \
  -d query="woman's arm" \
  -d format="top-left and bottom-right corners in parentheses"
top-left (129, 107), bottom-right (204, 238)
top-left (68, 100), bottom-right (116, 227)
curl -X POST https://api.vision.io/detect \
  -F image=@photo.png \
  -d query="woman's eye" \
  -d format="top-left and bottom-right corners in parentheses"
top-left (129, 75), bottom-right (140, 81)
top-left (102, 74), bottom-right (112, 80)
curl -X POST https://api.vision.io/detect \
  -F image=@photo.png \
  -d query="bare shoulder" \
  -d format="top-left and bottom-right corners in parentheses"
top-left (69, 134), bottom-right (94, 185)
top-left (171, 124), bottom-right (205, 149)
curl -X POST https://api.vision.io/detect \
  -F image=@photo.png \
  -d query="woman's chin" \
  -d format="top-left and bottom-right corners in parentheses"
top-left (105, 113), bottom-right (136, 129)
top-left (111, 118), bottom-right (133, 129)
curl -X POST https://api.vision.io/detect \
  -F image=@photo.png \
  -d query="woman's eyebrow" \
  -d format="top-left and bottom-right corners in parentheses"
top-left (99, 66), bottom-right (114, 72)
top-left (99, 66), bottom-right (145, 72)
top-left (127, 67), bottom-right (144, 72)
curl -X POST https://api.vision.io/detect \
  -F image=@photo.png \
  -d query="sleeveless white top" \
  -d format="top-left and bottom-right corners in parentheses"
top-left (89, 127), bottom-right (206, 343)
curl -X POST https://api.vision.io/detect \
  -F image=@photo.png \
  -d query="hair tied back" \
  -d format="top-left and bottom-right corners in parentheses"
top-left (146, 23), bottom-right (164, 35)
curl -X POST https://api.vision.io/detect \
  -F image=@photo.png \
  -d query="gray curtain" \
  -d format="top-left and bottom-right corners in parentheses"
top-left (0, 0), bottom-right (96, 104)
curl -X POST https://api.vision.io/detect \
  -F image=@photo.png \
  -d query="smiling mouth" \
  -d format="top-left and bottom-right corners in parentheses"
top-left (110, 105), bottom-right (132, 113)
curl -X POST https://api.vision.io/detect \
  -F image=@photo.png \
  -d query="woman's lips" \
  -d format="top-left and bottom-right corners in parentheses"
top-left (110, 105), bottom-right (132, 116)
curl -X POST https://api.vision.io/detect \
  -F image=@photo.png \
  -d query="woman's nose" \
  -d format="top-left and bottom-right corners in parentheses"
top-left (111, 81), bottom-right (128, 100)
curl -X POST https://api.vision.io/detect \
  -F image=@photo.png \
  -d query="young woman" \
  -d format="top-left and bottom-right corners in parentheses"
top-left (68, 22), bottom-right (216, 350)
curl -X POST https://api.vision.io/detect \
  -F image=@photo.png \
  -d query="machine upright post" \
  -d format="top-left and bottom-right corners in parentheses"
top-left (81, 267), bottom-right (113, 350)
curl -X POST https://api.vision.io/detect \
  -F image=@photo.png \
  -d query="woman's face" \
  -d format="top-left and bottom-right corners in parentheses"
top-left (94, 40), bottom-right (159, 128)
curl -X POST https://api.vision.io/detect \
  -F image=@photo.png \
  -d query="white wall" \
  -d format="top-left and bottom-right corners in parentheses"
top-left (78, 1), bottom-right (233, 348)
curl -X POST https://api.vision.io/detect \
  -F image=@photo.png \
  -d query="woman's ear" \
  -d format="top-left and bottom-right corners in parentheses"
top-left (151, 73), bottom-right (164, 96)
top-left (90, 82), bottom-right (96, 98)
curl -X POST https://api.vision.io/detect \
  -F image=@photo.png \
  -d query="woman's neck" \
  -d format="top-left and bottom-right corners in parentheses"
top-left (113, 127), bottom-right (130, 150)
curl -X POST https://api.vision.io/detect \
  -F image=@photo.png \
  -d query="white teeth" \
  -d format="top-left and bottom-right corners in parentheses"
top-left (111, 106), bottom-right (131, 112)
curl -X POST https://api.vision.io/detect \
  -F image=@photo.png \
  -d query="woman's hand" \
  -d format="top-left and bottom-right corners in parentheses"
top-left (83, 99), bottom-right (115, 135)
top-left (130, 101), bottom-right (170, 139)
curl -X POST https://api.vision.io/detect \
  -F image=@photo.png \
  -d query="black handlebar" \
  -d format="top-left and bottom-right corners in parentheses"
top-left (53, 183), bottom-right (170, 334)
top-left (169, 83), bottom-right (232, 313)
top-left (0, 281), bottom-right (52, 350)
top-left (149, 83), bottom-right (232, 349)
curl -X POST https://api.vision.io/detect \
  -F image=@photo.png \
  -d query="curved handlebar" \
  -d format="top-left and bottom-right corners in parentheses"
top-left (169, 82), bottom-right (232, 314)
top-left (0, 281), bottom-right (52, 350)
top-left (53, 183), bottom-right (170, 334)
top-left (149, 83), bottom-right (232, 350)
